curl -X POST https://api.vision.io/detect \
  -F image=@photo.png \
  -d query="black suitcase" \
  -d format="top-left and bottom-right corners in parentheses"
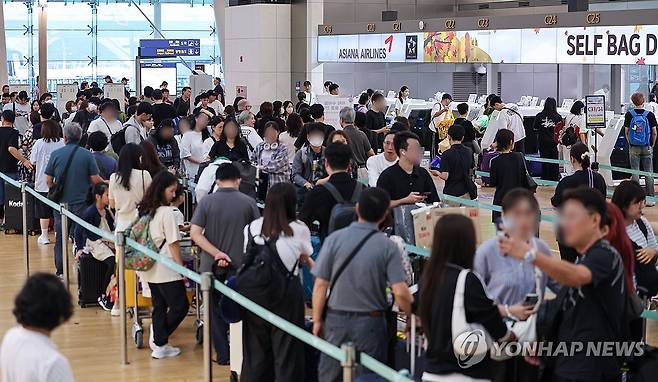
top-left (3, 183), bottom-right (39, 235)
top-left (77, 252), bottom-right (106, 307)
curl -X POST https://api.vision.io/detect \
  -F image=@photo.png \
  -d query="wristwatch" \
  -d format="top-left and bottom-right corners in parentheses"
top-left (523, 248), bottom-right (537, 263)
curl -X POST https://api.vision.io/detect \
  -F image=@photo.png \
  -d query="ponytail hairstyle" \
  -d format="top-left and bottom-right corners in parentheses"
top-left (398, 86), bottom-right (409, 105)
top-left (570, 142), bottom-right (590, 170)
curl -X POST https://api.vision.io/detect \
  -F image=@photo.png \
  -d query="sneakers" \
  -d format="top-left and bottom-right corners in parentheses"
top-left (110, 306), bottom-right (121, 317)
top-left (37, 235), bottom-right (50, 245)
top-left (98, 295), bottom-right (113, 311)
top-left (646, 201), bottom-right (656, 207)
top-left (151, 344), bottom-right (181, 359)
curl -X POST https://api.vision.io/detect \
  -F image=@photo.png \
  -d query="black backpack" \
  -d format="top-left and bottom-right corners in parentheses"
top-left (236, 226), bottom-right (298, 309)
top-left (324, 182), bottom-right (363, 235)
top-left (110, 126), bottom-right (128, 154)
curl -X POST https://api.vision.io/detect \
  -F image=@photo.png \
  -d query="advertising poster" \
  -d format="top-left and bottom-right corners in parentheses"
top-left (318, 24), bottom-right (658, 65)
top-left (56, 84), bottom-right (79, 115)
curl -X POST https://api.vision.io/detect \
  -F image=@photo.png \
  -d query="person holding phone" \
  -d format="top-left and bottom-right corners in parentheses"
top-left (474, 188), bottom-right (560, 382)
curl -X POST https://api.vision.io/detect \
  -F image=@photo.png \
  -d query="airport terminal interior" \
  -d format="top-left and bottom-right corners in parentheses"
top-left (3, 0), bottom-right (658, 381)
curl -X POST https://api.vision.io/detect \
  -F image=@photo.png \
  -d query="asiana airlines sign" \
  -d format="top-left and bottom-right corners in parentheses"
top-left (318, 25), bottom-right (658, 65)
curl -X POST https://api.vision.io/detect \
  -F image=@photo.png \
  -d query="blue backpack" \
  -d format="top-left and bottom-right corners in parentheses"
top-left (628, 109), bottom-right (651, 146)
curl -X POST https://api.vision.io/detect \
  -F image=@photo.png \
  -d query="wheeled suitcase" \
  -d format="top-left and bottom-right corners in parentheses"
top-left (3, 183), bottom-right (39, 234)
top-left (77, 252), bottom-right (107, 307)
top-left (479, 149), bottom-right (500, 186)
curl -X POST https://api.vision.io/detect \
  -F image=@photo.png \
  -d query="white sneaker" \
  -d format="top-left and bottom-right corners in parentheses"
top-left (149, 324), bottom-right (156, 351)
top-left (151, 344), bottom-right (181, 359)
top-left (37, 235), bottom-right (50, 245)
top-left (110, 306), bottom-right (121, 317)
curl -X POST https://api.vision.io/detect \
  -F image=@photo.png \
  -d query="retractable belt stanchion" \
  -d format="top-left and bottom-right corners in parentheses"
top-left (21, 182), bottom-right (29, 277)
top-left (201, 272), bottom-right (212, 381)
top-left (342, 342), bottom-right (356, 382)
top-left (60, 203), bottom-right (70, 291)
top-left (116, 232), bottom-right (128, 365)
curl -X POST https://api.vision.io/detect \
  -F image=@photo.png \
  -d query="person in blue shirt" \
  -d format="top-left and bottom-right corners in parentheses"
top-left (45, 122), bottom-right (103, 277)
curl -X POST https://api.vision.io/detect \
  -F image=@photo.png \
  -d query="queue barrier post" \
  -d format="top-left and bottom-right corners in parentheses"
top-left (116, 232), bottom-right (129, 366)
top-left (201, 272), bottom-right (213, 382)
top-left (20, 182), bottom-right (29, 277)
top-left (341, 342), bottom-right (357, 382)
top-left (60, 203), bottom-right (70, 292)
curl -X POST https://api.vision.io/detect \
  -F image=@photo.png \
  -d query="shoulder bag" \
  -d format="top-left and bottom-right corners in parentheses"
top-left (518, 152), bottom-right (538, 193)
top-left (322, 230), bottom-right (377, 320)
top-left (48, 145), bottom-right (80, 203)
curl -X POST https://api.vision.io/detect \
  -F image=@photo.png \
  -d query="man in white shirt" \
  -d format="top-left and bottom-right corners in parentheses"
top-left (481, 96), bottom-right (526, 152)
top-left (237, 111), bottom-right (263, 154)
top-left (429, 93), bottom-right (453, 133)
top-left (2, 90), bottom-right (31, 135)
top-left (87, 101), bottom-right (122, 151)
top-left (367, 130), bottom-right (398, 187)
top-left (207, 90), bottom-right (225, 116)
top-left (1, 273), bottom-right (75, 382)
top-left (303, 81), bottom-right (316, 106)
top-left (124, 102), bottom-right (153, 144)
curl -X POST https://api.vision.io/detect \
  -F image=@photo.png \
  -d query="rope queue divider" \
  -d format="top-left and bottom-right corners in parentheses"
top-left (0, 172), bottom-right (413, 382)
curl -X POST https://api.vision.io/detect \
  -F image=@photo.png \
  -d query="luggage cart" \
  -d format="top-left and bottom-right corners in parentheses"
top-left (127, 269), bottom-right (150, 349)
top-left (181, 239), bottom-right (204, 345)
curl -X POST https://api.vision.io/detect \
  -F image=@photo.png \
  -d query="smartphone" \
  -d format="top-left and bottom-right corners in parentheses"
top-left (523, 293), bottom-right (539, 306)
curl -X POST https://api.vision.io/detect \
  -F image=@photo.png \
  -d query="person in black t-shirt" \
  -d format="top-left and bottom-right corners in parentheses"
top-left (294, 104), bottom-right (335, 149)
top-left (254, 101), bottom-right (285, 136)
top-left (192, 92), bottom-right (216, 118)
top-left (173, 86), bottom-right (192, 117)
top-left (377, 131), bottom-right (439, 207)
top-left (420, 214), bottom-right (510, 381)
top-left (533, 97), bottom-right (562, 181)
top-left (0, 110), bottom-right (33, 222)
top-left (453, 102), bottom-right (480, 155)
top-left (500, 188), bottom-right (628, 382)
top-left (151, 89), bottom-right (177, 128)
top-left (438, 124), bottom-right (474, 201)
top-left (365, 93), bottom-right (390, 150)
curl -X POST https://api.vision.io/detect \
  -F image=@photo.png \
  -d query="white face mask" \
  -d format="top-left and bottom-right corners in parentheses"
top-left (43, 99), bottom-right (53, 104)
top-left (87, 104), bottom-right (97, 113)
top-left (309, 137), bottom-right (324, 147)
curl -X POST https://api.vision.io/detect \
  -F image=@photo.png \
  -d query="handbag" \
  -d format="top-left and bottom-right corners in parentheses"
top-left (451, 268), bottom-right (493, 361)
top-left (47, 145), bottom-right (80, 203)
top-left (518, 152), bottom-right (538, 193)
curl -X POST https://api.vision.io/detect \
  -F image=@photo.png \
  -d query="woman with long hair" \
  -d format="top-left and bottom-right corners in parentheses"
top-left (108, 143), bottom-right (152, 232)
top-left (532, 97), bottom-right (562, 181)
top-left (241, 183), bottom-right (313, 381)
top-left (395, 85), bottom-right (410, 117)
top-left (279, 113), bottom-right (302, 164)
top-left (282, 100), bottom-right (294, 121)
top-left (208, 118), bottom-right (249, 162)
top-left (203, 115), bottom-right (224, 158)
top-left (420, 214), bottom-right (510, 381)
top-left (139, 140), bottom-right (166, 177)
top-left (29, 119), bottom-right (65, 245)
top-left (551, 142), bottom-right (607, 263)
top-left (272, 100), bottom-right (283, 119)
top-left (137, 171), bottom-right (189, 359)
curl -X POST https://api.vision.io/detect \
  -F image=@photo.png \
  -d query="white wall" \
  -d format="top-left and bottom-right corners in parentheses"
top-left (225, 4), bottom-right (291, 106)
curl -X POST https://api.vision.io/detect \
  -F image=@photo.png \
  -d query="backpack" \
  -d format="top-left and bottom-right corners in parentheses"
top-left (628, 109), bottom-right (651, 146)
top-left (560, 115), bottom-right (579, 146)
top-left (236, 226), bottom-right (298, 309)
top-left (110, 125), bottom-right (128, 155)
top-left (123, 214), bottom-right (166, 271)
top-left (323, 182), bottom-right (363, 234)
top-left (552, 119), bottom-right (565, 145)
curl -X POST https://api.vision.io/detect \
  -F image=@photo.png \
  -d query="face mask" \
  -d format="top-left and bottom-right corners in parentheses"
top-left (309, 137), bottom-right (324, 147)
top-left (43, 99), bottom-right (53, 104)
top-left (70, 106), bottom-right (78, 112)
top-left (87, 104), bottom-right (97, 113)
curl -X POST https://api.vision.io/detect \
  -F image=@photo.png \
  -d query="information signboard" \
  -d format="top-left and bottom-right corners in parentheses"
top-left (316, 95), bottom-right (353, 127)
top-left (55, 84), bottom-right (79, 115)
top-left (139, 39), bottom-right (201, 57)
top-left (585, 95), bottom-right (606, 130)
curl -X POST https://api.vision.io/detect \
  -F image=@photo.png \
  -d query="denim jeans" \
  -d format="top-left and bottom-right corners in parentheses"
top-left (318, 311), bottom-right (388, 382)
top-left (629, 145), bottom-right (655, 197)
top-left (53, 201), bottom-right (87, 275)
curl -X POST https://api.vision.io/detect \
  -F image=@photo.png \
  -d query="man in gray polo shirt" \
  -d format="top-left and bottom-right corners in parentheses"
top-left (190, 163), bottom-right (259, 364)
top-left (312, 187), bottom-right (412, 381)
